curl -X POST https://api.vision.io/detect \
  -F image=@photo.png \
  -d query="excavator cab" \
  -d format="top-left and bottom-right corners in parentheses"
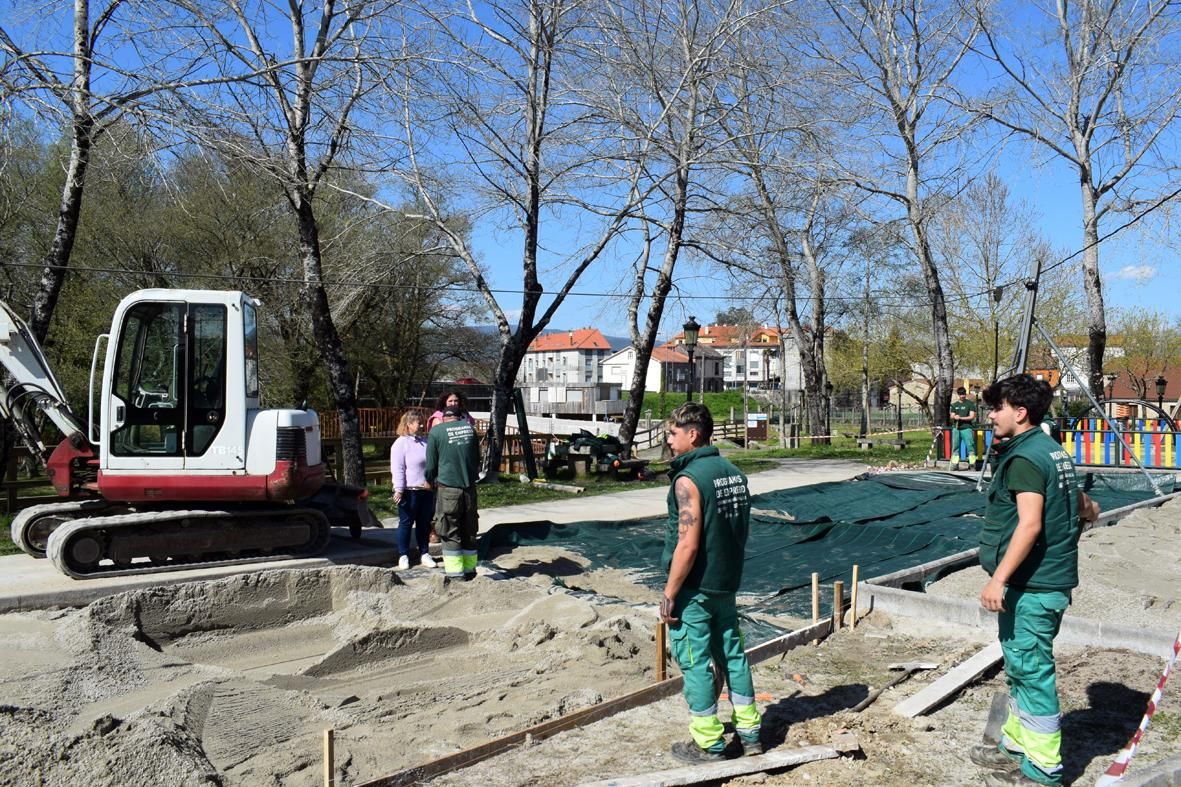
top-left (104, 296), bottom-right (236, 466)
top-left (94, 289), bottom-right (325, 502)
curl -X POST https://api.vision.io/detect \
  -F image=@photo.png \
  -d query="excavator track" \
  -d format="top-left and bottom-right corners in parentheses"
top-left (45, 507), bottom-right (332, 579)
top-left (10, 500), bottom-right (117, 558)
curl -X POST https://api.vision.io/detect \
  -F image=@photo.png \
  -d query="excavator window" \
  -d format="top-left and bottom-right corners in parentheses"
top-left (111, 303), bottom-right (184, 456)
top-left (244, 301), bottom-right (259, 399)
top-left (109, 301), bottom-right (227, 458)
top-left (187, 305), bottom-right (227, 455)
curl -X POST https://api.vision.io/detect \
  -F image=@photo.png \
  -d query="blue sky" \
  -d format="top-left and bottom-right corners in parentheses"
top-left (473, 155), bottom-right (1178, 340)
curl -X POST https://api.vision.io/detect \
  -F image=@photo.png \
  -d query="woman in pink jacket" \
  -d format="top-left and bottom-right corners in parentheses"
top-left (390, 410), bottom-right (436, 570)
top-left (426, 390), bottom-right (476, 431)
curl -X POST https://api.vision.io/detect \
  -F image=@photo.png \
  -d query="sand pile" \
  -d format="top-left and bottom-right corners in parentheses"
top-left (0, 565), bottom-right (657, 786)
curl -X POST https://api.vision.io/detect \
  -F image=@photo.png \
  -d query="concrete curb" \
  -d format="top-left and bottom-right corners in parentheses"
top-left (863, 583), bottom-right (1177, 657)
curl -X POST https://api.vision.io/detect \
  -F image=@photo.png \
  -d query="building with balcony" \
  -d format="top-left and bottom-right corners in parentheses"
top-left (518, 328), bottom-right (624, 418)
top-left (664, 323), bottom-right (804, 391)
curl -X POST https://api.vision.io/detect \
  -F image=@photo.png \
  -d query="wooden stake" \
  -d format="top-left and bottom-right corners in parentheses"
top-left (833, 581), bottom-right (844, 629)
top-left (811, 572), bottom-right (820, 624)
top-left (323, 729), bottom-right (335, 787)
top-left (656, 621), bottom-right (668, 682)
top-left (850, 565), bottom-right (860, 629)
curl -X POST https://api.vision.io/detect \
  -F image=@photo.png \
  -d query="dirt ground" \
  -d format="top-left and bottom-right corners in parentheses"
top-left (438, 609), bottom-right (1181, 786)
top-left (1, 500), bottom-right (1179, 786)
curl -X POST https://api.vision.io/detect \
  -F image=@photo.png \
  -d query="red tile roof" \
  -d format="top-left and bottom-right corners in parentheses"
top-left (667, 324), bottom-right (783, 346)
top-left (651, 345), bottom-right (689, 363)
top-left (652, 343), bottom-right (723, 361)
top-left (528, 328), bottom-right (611, 352)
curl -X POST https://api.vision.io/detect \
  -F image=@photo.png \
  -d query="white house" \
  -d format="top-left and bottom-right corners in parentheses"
top-left (518, 328), bottom-right (623, 417)
top-left (601, 344), bottom-right (724, 394)
top-left (665, 323), bottom-right (804, 391)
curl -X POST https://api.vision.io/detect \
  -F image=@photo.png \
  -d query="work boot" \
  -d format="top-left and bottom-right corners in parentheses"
top-left (737, 734), bottom-right (763, 756)
top-left (969, 743), bottom-right (1021, 772)
top-left (670, 741), bottom-right (725, 764)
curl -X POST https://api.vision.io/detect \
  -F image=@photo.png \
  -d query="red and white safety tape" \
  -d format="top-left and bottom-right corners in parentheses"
top-left (1095, 631), bottom-right (1181, 785)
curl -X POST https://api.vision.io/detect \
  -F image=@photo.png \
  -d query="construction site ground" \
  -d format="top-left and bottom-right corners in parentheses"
top-left (0, 462), bottom-right (1178, 786)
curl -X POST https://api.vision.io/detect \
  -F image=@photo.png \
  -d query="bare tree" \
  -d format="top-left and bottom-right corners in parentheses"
top-left (928, 171), bottom-right (1083, 382)
top-left (395, 0), bottom-right (653, 474)
top-left (594, 0), bottom-right (764, 450)
top-left (1109, 309), bottom-right (1181, 401)
top-left (969, 0), bottom-right (1181, 397)
top-left (163, 0), bottom-right (402, 485)
top-left (0, 1), bottom-right (275, 342)
top-left (804, 0), bottom-right (982, 428)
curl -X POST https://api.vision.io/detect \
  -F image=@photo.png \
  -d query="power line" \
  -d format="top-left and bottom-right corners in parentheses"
top-left (3, 184), bottom-right (1177, 310)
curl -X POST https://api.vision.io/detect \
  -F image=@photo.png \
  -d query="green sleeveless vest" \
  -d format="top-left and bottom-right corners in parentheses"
top-left (980, 427), bottom-right (1081, 591)
top-left (662, 446), bottom-right (750, 594)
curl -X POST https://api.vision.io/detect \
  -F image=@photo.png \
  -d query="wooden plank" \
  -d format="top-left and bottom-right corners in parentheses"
top-left (575, 744), bottom-right (841, 787)
top-left (323, 729), bottom-right (335, 787)
top-left (893, 641), bottom-right (1003, 718)
top-left (656, 622), bottom-right (668, 682)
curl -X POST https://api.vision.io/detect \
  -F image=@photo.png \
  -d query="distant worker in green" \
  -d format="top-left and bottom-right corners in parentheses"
top-left (971, 375), bottom-right (1099, 786)
top-left (425, 406), bottom-right (481, 580)
top-left (950, 386), bottom-right (978, 468)
top-left (659, 401), bottom-right (762, 763)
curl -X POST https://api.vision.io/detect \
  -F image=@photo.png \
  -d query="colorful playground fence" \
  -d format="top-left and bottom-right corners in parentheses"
top-left (939, 418), bottom-right (1180, 470)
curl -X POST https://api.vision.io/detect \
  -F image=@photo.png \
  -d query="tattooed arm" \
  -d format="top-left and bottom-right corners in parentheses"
top-left (661, 476), bottom-right (703, 623)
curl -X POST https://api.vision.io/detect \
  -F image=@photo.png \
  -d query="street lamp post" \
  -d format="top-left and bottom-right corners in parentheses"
top-left (682, 316), bottom-right (700, 403)
top-left (992, 286), bottom-right (1003, 382)
top-left (1105, 373), bottom-right (1118, 418)
top-left (895, 380), bottom-right (903, 442)
top-left (825, 381), bottom-right (834, 442)
top-left (1156, 375), bottom-right (1168, 411)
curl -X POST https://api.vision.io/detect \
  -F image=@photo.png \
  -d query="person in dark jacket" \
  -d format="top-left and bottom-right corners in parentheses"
top-left (660, 401), bottom-right (761, 763)
top-left (425, 406), bottom-right (480, 580)
top-left (970, 375), bottom-right (1099, 786)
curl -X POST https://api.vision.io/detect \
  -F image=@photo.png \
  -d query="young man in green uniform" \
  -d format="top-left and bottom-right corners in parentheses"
top-left (950, 386), bottom-right (978, 468)
top-left (425, 406), bottom-right (480, 580)
top-left (971, 375), bottom-right (1099, 786)
top-left (660, 401), bottom-right (762, 763)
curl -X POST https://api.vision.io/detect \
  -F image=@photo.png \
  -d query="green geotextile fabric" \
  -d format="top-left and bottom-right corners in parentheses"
top-left (478, 471), bottom-right (1175, 642)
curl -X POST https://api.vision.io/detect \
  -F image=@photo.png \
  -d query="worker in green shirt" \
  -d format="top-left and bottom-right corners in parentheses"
top-left (425, 406), bottom-right (481, 580)
top-left (660, 401), bottom-right (762, 763)
top-left (949, 386), bottom-right (978, 468)
top-left (970, 375), bottom-right (1099, 786)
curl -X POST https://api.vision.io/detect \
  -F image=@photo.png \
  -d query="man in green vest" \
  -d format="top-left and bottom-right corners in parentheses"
top-left (425, 406), bottom-right (481, 580)
top-left (950, 385), bottom-right (978, 468)
top-left (660, 401), bottom-right (761, 763)
top-left (971, 375), bottom-right (1099, 786)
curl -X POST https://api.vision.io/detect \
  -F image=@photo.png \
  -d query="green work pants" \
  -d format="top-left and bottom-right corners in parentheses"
top-left (668, 589), bottom-right (761, 752)
top-left (952, 426), bottom-right (977, 463)
top-left (997, 587), bottom-right (1070, 785)
top-left (434, 484), bottom-right (478, 578)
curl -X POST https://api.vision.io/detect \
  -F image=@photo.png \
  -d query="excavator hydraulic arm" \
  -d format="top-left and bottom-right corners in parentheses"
top-left (0, 301), bottom-right (88, 456)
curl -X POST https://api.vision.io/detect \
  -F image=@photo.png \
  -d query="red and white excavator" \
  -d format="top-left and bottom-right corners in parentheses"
top-left (1, 289), bottom-right (378, 579)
